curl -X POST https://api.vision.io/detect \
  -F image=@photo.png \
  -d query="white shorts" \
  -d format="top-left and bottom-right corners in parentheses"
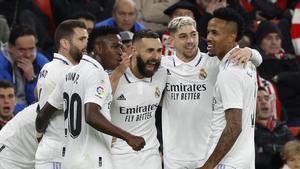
top-left (112, 148), bottom-right (162, 169)
top-left (35, 162), bottom-right (62, 169)
top-left (163, 155), bottom-right (205, 169)
top-left (0, 145), bottom-right (34, 169)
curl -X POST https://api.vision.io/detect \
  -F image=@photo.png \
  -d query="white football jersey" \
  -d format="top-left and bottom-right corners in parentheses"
top-left (48, 55), bottom-right (113, 169)
top-left (161, 50), bottom-right (220, 161)
top-left (110, 67), bottom-right (167, 154)
top-left (35, 53), bottom-right (74, 163)
top-left (206, 48), bottom-right (257, 168)
top-left (0, 103), bottom-right (38, 169)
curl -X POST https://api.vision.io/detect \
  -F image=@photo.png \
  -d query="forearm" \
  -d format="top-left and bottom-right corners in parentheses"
top-left (202, 125), bottom-right (241, 168)
top-left (85, 104), bottom-right (131, 141)
top-left (35, 102), bottom-right (57, 133)
top-left (248, 48), bottom-right (262, 67)
top-left (202, 109), bottom-right (242, 168)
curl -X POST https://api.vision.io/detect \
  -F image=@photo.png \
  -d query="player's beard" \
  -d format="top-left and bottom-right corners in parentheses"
top-left (136, 55), bottom-right (160, 78)
top-left (70, 44), bottom-right (83, 63)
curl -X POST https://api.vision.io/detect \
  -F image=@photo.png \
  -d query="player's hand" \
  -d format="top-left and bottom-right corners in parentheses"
top-left (126, 135), bottom-right (145, 151)
top-left (119, 53), bottom-right (131, 72)
top-left (112, 53), bottom-right (130, 76)
top-left (229, 47), bottom-right (252, 67)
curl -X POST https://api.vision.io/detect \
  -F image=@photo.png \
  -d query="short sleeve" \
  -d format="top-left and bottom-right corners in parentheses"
top-left (84, 69), bottom-right (111, 109)
top-left (217, 69), bottom-right (244, 110)
top-left (47, 76), bottom-right (64, 109)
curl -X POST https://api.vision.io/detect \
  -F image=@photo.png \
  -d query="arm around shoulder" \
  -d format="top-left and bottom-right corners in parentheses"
top-left (248, 48), bottom-right (262, 67)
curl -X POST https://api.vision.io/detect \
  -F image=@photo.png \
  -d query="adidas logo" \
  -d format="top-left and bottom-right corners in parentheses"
top-left (116, 94), bottom-right (126, 100)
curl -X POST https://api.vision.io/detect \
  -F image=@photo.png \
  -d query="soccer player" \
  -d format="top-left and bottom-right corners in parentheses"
top-left (35, 26), bottom-right (145, 169)
top-left (161, 16), bottom-right (262, 169)
top-left (35, 20), bottom-right (88, 169)
top-left (0, 103), bottom-right (38, 169)
top-left (199, 7), bottom-right (257, 169)
top-left (110, 30), bottom-right (166, 169)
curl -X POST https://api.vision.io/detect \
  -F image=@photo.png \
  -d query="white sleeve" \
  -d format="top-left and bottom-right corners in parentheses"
top-left (84, 69), bottom-right (110, 109)
top-left (218, 69), bottom-right (244, 110)
top-left (249, 48), bottom-right (262, 67)
top-left (47, 76), bottom-right (64, 109)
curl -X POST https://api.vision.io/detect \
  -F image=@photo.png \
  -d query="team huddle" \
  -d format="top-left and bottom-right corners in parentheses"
top-left (0, 8), bottom-right (262, 169)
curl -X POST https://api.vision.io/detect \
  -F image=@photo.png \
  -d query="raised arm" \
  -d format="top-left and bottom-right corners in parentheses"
top-left (109, 54), bottom-right (130, 94)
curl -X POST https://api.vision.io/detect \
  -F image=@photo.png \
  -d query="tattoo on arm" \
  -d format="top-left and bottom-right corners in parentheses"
top-left (203, 108), bottom-right (242, 168)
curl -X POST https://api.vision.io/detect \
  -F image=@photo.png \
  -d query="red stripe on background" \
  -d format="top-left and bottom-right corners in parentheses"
top-left (291, 24), bottom-right (300, 38)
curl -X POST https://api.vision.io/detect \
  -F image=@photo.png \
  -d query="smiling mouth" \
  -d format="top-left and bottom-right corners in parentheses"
top-left (207, 44), bottom-right (213, 51)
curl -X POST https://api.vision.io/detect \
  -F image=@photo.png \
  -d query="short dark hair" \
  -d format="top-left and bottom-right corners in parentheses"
top-left (87, 26), bottom-right (120, 53)
top-left (0, 80), bottom-right (14, 89)
top-left (8, 25), bottom-right (36, 45)
top-left (258, 87), bottom-right (267, 92)
top-left (213, 7), bottom-right (244, 42)
top-left (72, 11), bottom-right (96, 22)
top-left (54, 19), bottom-right (86, 49)
top-left (132, 29), bottom-right (159, 44)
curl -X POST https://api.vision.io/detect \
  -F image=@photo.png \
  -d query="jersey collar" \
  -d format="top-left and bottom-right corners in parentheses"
top-left (219, 45), bottom-right (239, 71)
top-left (124, 68), bottom-right (152, 83)
top-left (53, 53), bottom-right (74, 66)
top-left (81, 55), bottom-right (104, 70)
top-left (173, 49), bottom-right (202, 67)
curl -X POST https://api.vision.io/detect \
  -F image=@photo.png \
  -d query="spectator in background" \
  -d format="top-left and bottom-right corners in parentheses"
top-left (0, 25), bottom-right (48, 113)
top-left (162, 0), bottom-right (207, 55)
top-left (0, 80), bottom-right (15, 130)
top-left (255, 21), bottom-right (299, 81)
top-left (281, 140), bottom-right (300, 169)
top-left (95, 0), bottom-right (145, 33)
top-left (133, 0), bottom-right (177, 32)
top-left (257, 74), bottom-right (284, 121)
top-left (255, 87), bottom-right (294, 169)
top-left (255, 21), bottom-right (300, 125)
top-left (72, 11), bottom-right (96, 34)
top-left (0, 15), bottom-right (9, 43)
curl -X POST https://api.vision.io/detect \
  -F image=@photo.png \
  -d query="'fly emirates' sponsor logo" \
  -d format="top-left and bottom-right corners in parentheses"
top-left (166, 82), bottom-right (207, 100)
top-left (119, 103), bottom-right (158, 122)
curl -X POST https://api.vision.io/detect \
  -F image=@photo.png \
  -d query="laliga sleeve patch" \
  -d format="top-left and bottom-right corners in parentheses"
top-left (96, 85), bottom-right (105, 98)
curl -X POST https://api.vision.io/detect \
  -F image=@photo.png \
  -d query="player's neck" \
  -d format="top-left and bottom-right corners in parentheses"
top-left (177, 52), bottom-right (196, 63)
top-left (130, 60), bottom-right (144, 79)
top-left (58, 50), bottom-right (78, 65)
top-left (217, 43), bottom-right (237, 60)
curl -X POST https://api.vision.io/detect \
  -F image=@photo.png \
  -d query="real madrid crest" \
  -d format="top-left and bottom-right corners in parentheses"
top-left (155, 87), bottom-right (160, 98)
top-left (199, 68), bottom-right (207, 80)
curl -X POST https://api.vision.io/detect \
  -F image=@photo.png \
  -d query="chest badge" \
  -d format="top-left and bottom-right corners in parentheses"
top-left (199, 68), bottom-right (207, 80)
top-left (155, 87), bottom-right (160, 98)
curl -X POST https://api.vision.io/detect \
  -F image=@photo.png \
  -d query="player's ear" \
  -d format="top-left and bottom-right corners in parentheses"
top-left (60, 38), bottom-right (69, 50)
top-left (94, 40), bottom-right (103, 54)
